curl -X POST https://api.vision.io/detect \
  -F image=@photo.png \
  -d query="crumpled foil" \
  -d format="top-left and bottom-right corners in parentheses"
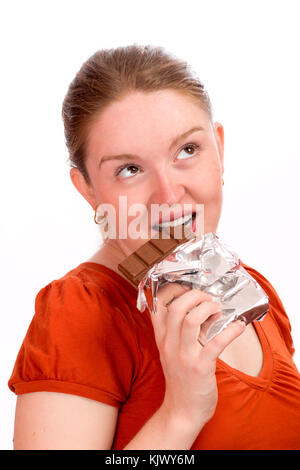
top-left (137, 232), bottom-right (269, 343)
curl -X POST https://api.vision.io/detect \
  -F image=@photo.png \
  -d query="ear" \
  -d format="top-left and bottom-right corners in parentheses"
top-left (69, 168), bottom-right (98, 211)
top-left (213, 122), bottom-right (224, 174)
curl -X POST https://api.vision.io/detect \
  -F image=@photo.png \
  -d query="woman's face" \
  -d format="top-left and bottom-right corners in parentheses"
top-left (71, 89), bottom-right (224, 255)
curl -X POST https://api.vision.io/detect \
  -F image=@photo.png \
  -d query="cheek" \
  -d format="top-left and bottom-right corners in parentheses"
top-left (188, 157), bottom-right (223, 232)
top-left (189, 159), bottom-right (222, 200)
top-left (202, 181), bottom-right (223, 233)
top-left (100, 192), bottom-right (150, 242)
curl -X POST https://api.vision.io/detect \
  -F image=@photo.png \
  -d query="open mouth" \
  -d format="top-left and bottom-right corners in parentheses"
top-left (152, 212), bottom-right (196, 232)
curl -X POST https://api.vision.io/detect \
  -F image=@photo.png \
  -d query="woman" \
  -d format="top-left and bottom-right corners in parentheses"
top-left (8, 44), bottom-right (300, 450)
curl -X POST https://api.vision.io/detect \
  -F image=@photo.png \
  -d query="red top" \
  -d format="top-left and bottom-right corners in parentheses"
top-left (8, 261), bottom-right (300, 450)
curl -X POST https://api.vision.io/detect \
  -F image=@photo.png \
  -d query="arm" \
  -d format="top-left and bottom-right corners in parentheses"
top-left (13, 392), bottom-right (118, 450)
top-left (123, 401), bottom-right (204, 450)
top-left (13, 391), bottom-right (200, 450)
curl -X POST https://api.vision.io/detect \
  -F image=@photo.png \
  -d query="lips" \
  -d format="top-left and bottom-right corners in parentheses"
top-left (159, 210), bottom-right (192, 224)
top-left (152, 212), bottom-right (196, 232)
top-left (152, 208), bottom-right (195, 225)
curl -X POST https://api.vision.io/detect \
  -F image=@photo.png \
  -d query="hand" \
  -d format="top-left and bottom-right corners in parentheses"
top-left (151, 283), bottom-right (246, 430)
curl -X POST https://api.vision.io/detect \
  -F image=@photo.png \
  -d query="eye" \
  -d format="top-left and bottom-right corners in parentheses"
top-left (116, 164), bottom-right (141, 179)
top-left (177, 143), bottom-right (200, 160)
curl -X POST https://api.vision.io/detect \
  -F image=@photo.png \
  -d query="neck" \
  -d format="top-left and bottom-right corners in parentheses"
top-left (87, 238), bottom-right (133, 280)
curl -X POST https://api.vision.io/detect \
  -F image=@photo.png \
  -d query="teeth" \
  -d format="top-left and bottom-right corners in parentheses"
top-left (155, 214), bottom-right (193, 229)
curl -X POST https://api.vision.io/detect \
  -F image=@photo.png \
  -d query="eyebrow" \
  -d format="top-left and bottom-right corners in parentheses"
top-left (98, 126), bottom-right (205, 168)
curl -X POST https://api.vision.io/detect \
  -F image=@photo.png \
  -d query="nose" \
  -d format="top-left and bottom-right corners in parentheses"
top-left (149, 172), bottom-right (185, 206)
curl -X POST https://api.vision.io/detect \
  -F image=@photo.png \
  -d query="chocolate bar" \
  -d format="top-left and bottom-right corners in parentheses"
top-left (118, 225), bottom-right (193, 287)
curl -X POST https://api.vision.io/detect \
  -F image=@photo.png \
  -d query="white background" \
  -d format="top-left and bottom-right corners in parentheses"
top-left (1, 0), bottom-right (299, 450)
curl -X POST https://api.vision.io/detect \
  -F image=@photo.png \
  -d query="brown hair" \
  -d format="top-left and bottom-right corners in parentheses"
top-left (62, 44), bottom-right (213, 186)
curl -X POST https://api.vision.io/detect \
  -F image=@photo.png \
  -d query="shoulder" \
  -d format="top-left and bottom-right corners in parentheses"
top-left (34, 268), bottom-right (112, 332)
top-left (35, 262), bottom-right (136, 321)
top-left (241, 261), bottom-right (295, 356)
top-left (33, 263), bottom-right (140, 347)
top-left (8, 263), bottom-right (140, 405)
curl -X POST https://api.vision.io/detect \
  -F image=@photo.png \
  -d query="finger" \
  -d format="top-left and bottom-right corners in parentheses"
top-left (180, 302), bottom-right (223, 354)
top-left (202, 319), bottom-right (247, 364)
top-left (151, 282), bottom-right (190, 344)
top-left (198, 311), bottom-right (223, 347)
top-left (156, 282), bottom-right (190, 309)
top-left (167, 288), bottom-right (213, 315)
top-left (165, 290), bottom-right (215, 349)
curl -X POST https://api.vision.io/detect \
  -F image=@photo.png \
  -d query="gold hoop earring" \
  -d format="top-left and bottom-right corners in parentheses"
top-left (222, 177), bottom-right (224, 186)
top-left (94, 211), bottom-right (107, 225)
top-left (94, 205), bottom-right (109, 241)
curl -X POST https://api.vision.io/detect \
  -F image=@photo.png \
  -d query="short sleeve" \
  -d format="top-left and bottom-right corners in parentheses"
top-left (8, 276), bottom-right (139, 408)
top-left (241, 262), bottom-right (295, 356)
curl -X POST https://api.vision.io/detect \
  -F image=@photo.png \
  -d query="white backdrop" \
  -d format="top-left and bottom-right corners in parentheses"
top-left (1, 0), bottom-right (299, 450)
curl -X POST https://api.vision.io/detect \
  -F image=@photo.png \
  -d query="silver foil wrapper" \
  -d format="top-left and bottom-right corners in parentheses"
top-left (137, 233), bottom-right (269, 343)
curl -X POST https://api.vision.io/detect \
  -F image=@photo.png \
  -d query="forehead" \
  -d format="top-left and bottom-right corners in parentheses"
top-left (86, 90), bottom-right (209, 157)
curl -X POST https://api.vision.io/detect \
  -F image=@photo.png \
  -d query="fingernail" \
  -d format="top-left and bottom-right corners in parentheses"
top-left (182, 284), bottom-right (190, 290)
top-left (235, 319), bottom-right (246, 327)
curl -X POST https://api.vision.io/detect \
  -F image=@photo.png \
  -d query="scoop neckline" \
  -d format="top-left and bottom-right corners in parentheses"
top-left (216, 318), bottom-right (273, 390)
